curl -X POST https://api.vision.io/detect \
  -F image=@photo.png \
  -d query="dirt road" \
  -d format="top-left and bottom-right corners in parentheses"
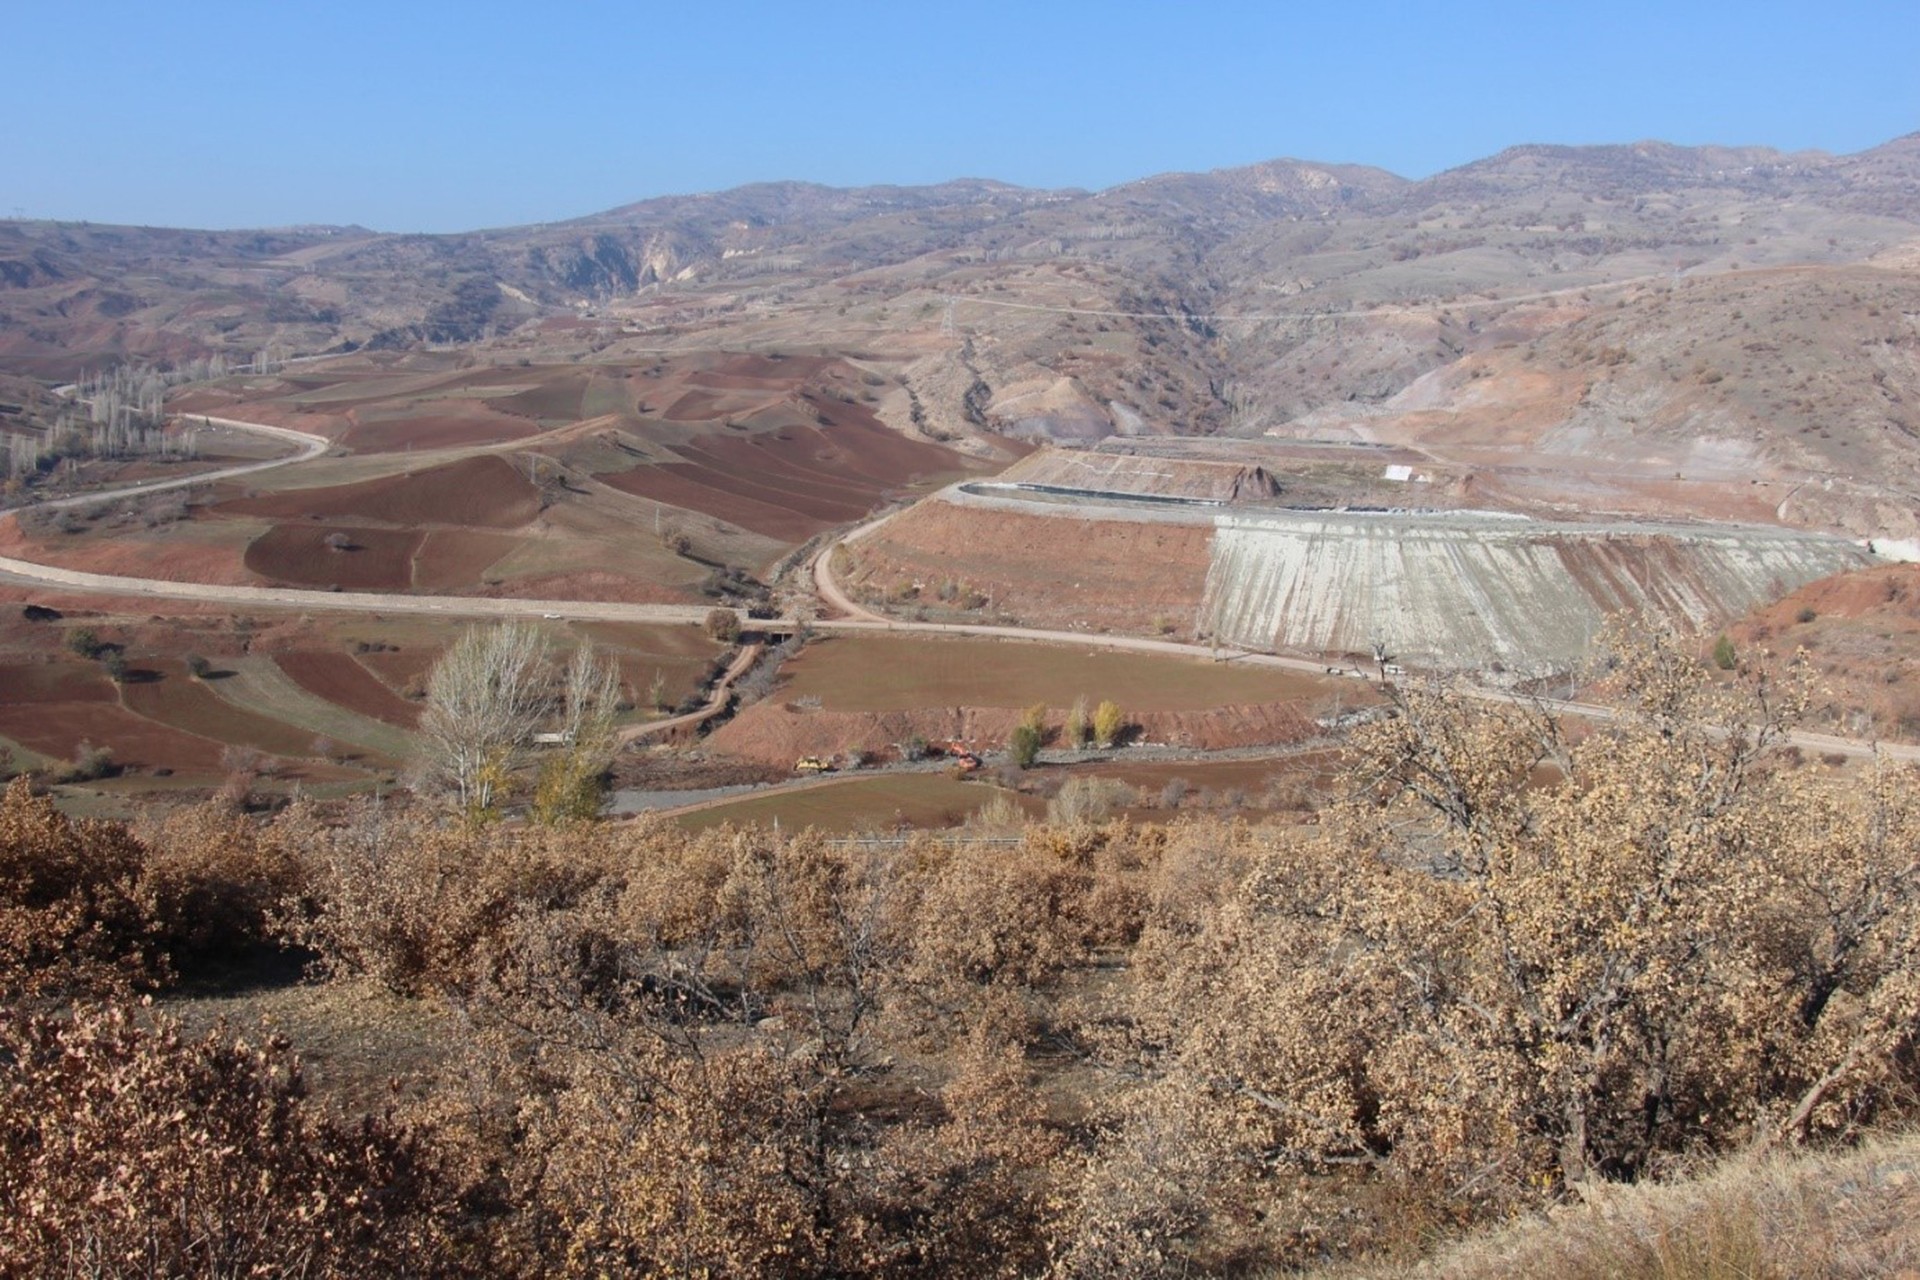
top-left (617, 642), bottom-right (763, 744)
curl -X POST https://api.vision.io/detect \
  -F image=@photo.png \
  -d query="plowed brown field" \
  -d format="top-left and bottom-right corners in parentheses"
top-left (341, 410), bottom-right (538, 452)
top-left (0, 700), bottom-right (229, 772)
top-left (413, 531), bottom-right (518, 591)
top-left (845, 499), bottom-right (1213, 634)
top-left (220, 455), bottom-right (540, 530)
top-left (120, 660), bottom-right (320, 758)
top-left (275, 652), bottom-right (422, 728)
top-left (244, 525), bottom-right (422, 589)
top-left (603, 414), bottom-right (973, 542)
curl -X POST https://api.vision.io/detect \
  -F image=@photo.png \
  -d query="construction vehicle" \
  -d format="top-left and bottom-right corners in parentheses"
top-left (944, 741), bottom-right (983, 774)
top-left (795, 756), bottom-right (836, 774)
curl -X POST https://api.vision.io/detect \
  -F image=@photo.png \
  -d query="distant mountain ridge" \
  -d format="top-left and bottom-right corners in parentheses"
top-left (0, 132), bottom-right (1915, 529)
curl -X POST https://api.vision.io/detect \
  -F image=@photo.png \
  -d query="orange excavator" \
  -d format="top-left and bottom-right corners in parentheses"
top-left (944, 741), bottom-right (982, 774)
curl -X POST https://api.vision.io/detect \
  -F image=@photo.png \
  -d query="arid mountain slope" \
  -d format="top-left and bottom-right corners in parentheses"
top-left (2, 134), bottom-right (1916, 526)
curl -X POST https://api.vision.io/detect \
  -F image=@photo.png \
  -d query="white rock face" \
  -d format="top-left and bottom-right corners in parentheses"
top-left (1200, 511), bottom-right (1871, 674)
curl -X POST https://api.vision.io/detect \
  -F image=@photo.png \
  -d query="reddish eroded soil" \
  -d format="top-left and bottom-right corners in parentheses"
top-left (0, 699), bottom-right (232, 773)
top-left (0, 516), bottom-right (259, 587)
top-left (0, 662), bottom-right (114, 706)
top-left (275, 652), bottom-right (422, 729)
top-left (844, 499), bottom-right (1214, 634)
top-left (0, 660), bottom-right (282, 774)
top-left (688, 353), bottom-right (839, 387)
top-left (218, 455), bottom-right (541, 530)
top-left (244, 525), bottom-right (422, 590)
top-left (354, 647), bottom-right (439, 695)
top-left (601, 465), bottom-right (828, 543)
top-left (1729, 562), bottom-right (1920, 739)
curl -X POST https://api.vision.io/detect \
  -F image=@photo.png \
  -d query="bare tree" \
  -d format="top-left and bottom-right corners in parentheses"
top-left (418, 622), bottom-right (550, 817)
top-left (558, 641), bottom-right (621, 749)
top-left (533, 641), bottom-right (624, 825)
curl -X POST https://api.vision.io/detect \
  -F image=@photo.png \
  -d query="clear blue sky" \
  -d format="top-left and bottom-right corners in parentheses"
top-left (4, 0), bottom-right (1915, 232)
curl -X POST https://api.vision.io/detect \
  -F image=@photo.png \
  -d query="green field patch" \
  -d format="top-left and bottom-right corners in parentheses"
top-left (778, 635), bottom-right (1333, 712)
top-left (676, 774), bottom-right (1035, 835)
top-left (579, 369), bottom-right (634, 419)
top-left (214, 657), bottom-right (414, 764)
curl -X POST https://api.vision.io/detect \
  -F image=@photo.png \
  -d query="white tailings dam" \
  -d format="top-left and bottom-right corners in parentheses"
top-left (1199, 510), bottom-right (1874, 673)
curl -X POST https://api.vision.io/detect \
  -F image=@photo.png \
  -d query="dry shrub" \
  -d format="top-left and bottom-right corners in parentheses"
top-left (0, 1003), bottom-right (457, 1278)
top-left (134, 801), bottom-right (309, 968)
top-left (911, 837), bottom-right (1094, 993)
top-left (1047, 775), bottom-right (1134, 824)
top-left (0, 778), bottom-right (157, 999)
top-left (963, 790), bottom-right (1027, 834)
top-left (425, 855), bottom-right (1064, 1278)
top-left (289, 803), bottom-right (639, 997)
top-left (1083, 631), bottom-right (1920, 1269)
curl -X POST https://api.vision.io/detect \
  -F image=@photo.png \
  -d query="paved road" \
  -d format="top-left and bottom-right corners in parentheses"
top-left (26, 416), bottom-right (331, 513)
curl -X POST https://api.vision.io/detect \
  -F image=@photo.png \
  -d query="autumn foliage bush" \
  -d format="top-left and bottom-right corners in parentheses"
top-left (1065, 630), bottom-right (1920, 1270)
top-left (0, 779), bottom-right (158, 999)
top-left (0, 1003), bottom-right (455, 1278)
top-left (5, 629), bottom-right (1920, 1276)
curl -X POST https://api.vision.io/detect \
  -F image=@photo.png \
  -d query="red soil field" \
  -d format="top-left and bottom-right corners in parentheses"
top-left (275, 652), bottom-right (422, 729)
top-left (0, 663), bottom-right (113, 706)
top-left (688, 354), bottom-right (837, 386)
top-left (0, 527), bottom-right (259, 588)
top-left (679, 437), bottom-right (886, 506)
top-left (341, 410), bottom-right (538, 453)
top-left (0, 700), bottom-right (233, 773)
top-left (661, 390), bottom-right (730, 422)
top-left (492, 377), bottom-right (590, 421)
top-left (599, 466), bottom-right (825, 542)
top-left (120, 660), bottom-right (321, 759)
top-left (656, 462), bottom-right (871, 525)
top-left (707, 700), bottom-right (1322, 766)
top-left (847, 500), bottom-right (1213, 635)
top-left (356, 647), bottom-right (439, 695)
top-left (219, 455), bottom-right (541, 530)
top-left (412, 531), bottom-right (519, 592)
top-left (604, 413), bottom-right (974, 542)
top-left (244, 525), bottom-right (422, 590)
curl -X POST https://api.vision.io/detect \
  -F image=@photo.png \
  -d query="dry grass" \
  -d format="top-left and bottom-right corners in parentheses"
top-left (1327, 1134), bottom-right (1920, 1280)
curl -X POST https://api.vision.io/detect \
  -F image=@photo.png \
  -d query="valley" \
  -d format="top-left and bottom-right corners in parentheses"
top-left (3, 135), bottom-right (1920, 820)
